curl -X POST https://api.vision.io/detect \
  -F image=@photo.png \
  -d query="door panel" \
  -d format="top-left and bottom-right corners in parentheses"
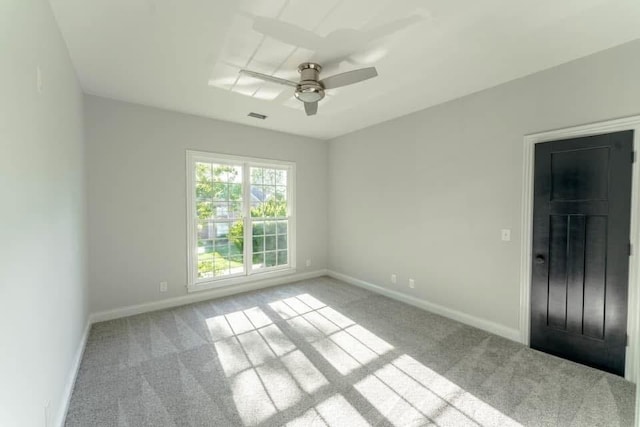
top-left (583, 216), bottom-right (607, 339)
top-left (531, 130), bottom-right (633, 376)
top-left (550, 147), bottom-right (609, 200)
top-left (547, 215), bottom-right (568, 329)
top-left (565, 215), bottom-right (585, 335)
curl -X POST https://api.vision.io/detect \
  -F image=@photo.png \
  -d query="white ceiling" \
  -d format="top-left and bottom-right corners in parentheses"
top-left (49, 0), bottom-right (640, 140)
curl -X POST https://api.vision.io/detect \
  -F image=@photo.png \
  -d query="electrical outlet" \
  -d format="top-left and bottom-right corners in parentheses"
top-left (409, 278), bottom-right (415, 289)
top-left (391, 274), bottom-right (397, 284)
top-left (159, 281), bottom-right (168, 292)
top-left (501, 228), bottom-right (511, 241)
top-left (306, 259), bottom-right (311, 267)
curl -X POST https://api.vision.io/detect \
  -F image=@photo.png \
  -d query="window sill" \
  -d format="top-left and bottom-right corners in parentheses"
top-left (187, 267), bottom-right (297, 293)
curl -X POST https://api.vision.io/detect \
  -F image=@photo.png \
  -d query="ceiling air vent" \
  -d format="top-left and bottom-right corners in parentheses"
top-left (248, 112), bottom-right (267, 120)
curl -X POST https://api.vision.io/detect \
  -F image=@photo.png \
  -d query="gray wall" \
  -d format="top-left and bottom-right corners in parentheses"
top-left (85, 95), bottom-right (329, 313)
top-left (0, 0), bottom-right (88, 425)
top-left (328, 39), bottom-right (640, 334)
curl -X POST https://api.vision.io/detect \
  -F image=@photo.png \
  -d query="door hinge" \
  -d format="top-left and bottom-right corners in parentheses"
top-left (625, 333), bottom-right (629, 346)
top-left (630, 243), bottom-right (633, 256)
top-left (632, 151), bottom-right (636, 164)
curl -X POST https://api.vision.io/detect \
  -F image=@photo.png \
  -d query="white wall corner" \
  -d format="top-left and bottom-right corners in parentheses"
top-left (326, 270), bottom-right (521, 343)
top-left (56, 318), bottom-right (91, 427)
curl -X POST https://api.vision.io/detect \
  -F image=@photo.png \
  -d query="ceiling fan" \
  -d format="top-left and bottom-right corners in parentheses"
top-left (239, 63), bottom-right (378, 116)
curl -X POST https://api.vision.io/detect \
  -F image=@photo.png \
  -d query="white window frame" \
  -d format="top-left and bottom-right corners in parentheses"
top-left (186, 150), bottom-right (296, 292)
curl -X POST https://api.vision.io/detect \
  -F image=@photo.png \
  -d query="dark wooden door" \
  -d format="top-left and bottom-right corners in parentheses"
top-left (531, 130), bottom-right (633, 376)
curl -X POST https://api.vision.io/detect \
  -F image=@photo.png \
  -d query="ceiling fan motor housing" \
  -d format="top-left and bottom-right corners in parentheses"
top-left (295, 63), bottom-right (325, 103)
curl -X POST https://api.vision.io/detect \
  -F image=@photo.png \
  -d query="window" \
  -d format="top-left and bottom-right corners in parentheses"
top-left (186, 151), bottom-right (295, 291)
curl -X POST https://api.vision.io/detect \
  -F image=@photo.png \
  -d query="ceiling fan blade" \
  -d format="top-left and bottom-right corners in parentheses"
top-left (253, 17), bottom-right (323, 50)
top-left (239, 69), bottom-right (298, 88)
top-left (304, 101), bottom-right (318, 116)
top-left (320, 67), bottom-right (378, 90)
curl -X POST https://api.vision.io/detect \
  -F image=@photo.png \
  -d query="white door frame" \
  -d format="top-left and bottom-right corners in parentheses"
top-left (519, 115), bottom-right (640, 383)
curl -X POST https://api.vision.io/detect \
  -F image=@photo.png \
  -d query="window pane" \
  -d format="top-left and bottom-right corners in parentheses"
top-left (265, 251), bottom-right (277, 267)
top-left (196, 200), bottom-right (213, 220)
top-left (198, 238), bottom-right (213, 255)
top-left (250, 185), bottom-right (263, 201)
top-left (252, 252), bottom-right (264, 268)
top-left (265, 235), bottom-right (276, 251)
top-left (250, 201), bottom-right (263, 217)
top-left (198, 253), bottom-right (213, 279)
top-left (263, 169), bottom-right (276, 185)
top-left (213, 255), bottom-right (229, 276)
top-left (228, 183), bottom-right (243, 202)
top-left (275, 170), bottom-right (287, 186)
top-left (229, 200), bottom-right (242, 219)
top-left (196, 220), bottom-right (212, 240)
top-left (250, 201), bottom-right (259, 216)
top-left (251, 168), bottom-right (264, 185)
top-left (227, 165), bottom-right (242, 183)
top-left (196, 181), bottom-right (213, 199)
top-left (277, 234), bottom-right (287, 250)
top-left (277, 250), bottom-right (287, 265)
top-left (252, 221), bottom-right (265, 236)
top-left (265, 221), bottom-right (276, 235)
top-left (214, 237), bottom-right (229, 253)
top-left (212, 202), bottom-right (230, 219)
top-left (212, 164), bottom-right (231, 182)
top-left (195, 162), bottom-right (212, 182)
top-left (276, 220), bottom-right (288, 234)
top-left (228, 220), bottom-right (244, 252)
top-left (253, 236), bottom-right (264, 253)
top-left (212, 182), bottom-right (227, 201)
top-left (215, 222), bottom-right (229, 238)
top-left (275, 186), bottom-right (287, 201)
top-left (262, 185), bottom-right (275, 200)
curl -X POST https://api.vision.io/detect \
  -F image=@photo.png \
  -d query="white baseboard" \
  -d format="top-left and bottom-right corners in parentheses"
top-left (56, 316), bottom-right (91, 427)
top-left (327, 270), bottom-right (521, 343)
top-left (90, 269), bottom-right (328, 323)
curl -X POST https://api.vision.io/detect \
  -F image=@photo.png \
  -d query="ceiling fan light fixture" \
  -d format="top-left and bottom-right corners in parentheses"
top-left (294, 84), bottom-right (324, 103)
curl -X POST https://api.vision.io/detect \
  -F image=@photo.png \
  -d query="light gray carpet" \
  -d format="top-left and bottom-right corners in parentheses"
top-left (66, 276), bottom-right (636, 426)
